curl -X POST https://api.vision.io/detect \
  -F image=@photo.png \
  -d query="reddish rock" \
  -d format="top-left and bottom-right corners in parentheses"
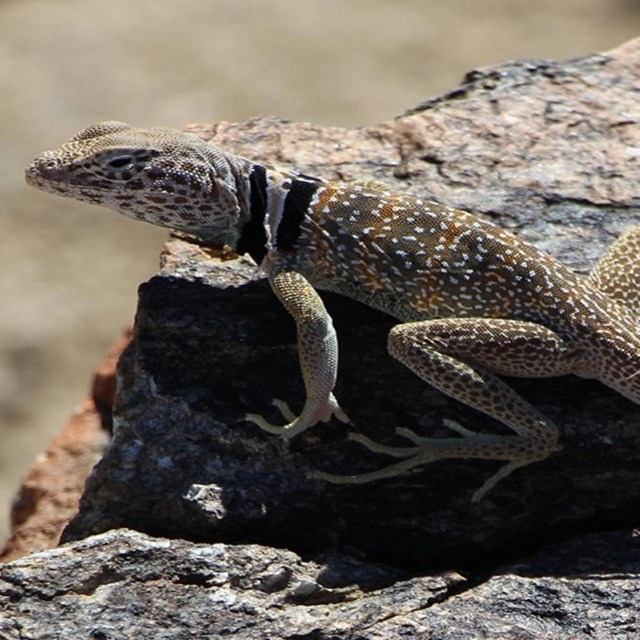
top-left (0, 331), bottom-right (130, 562)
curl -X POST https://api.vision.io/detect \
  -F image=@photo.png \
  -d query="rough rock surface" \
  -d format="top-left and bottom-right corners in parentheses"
top-left (4, 38), bottom-right (640, 638)
top-left (1, 528), bottom-right (638, 639)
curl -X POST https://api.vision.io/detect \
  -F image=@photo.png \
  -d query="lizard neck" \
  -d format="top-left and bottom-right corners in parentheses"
top-left (236, 164), bottom-right (321, 264)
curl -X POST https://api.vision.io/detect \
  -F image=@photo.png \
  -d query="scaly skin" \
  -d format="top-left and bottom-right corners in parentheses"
top-left (26, 122), bottom-right (640, 501)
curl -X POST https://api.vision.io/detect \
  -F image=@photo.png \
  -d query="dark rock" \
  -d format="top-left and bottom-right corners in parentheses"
top-left (62, 240), bottom-right (640, 573)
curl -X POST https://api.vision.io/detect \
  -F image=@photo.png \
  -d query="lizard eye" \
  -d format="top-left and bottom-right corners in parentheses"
top-left (94, 150), bottom-right (157, 179)
top-left (107, 156), bottom-right (133, 169)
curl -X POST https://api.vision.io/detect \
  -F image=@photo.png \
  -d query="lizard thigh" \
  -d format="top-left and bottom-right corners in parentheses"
top-left (588, 227), bottom-right (640, 315)
top-left (386, 318), bottom-right (571, 449)
top-left (388, 317), bottom-right (583, 379)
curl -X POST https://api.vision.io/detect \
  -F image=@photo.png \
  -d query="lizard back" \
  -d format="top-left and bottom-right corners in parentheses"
top-left (291, 181), bottom-right (594, 332)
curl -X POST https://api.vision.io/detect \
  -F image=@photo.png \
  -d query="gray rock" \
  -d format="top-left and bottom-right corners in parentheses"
top-left (1, 527), bottom-right (638, 639)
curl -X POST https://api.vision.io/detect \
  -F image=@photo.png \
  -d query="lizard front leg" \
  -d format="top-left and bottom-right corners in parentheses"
top-left (312, 318), bottom-right (574, 501)
top-left (245, 268), bottom-right (348, 439)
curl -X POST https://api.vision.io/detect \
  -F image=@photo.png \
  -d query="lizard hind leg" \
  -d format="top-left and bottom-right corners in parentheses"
top-left (311, 318), bottom-right (575, 501)
top-left (588, 227), bottom-right (640, 315)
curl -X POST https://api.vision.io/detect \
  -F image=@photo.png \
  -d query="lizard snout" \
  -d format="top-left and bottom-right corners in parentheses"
top-left (25, 151), bottom-right (62, 186)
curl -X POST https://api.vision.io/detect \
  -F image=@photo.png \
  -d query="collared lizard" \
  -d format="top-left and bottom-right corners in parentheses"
top-left (25, 121), bottom-right (640, 501)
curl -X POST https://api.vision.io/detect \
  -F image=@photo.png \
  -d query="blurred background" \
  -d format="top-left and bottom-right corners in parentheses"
top-left (1, 0), bottom-right (638, 540)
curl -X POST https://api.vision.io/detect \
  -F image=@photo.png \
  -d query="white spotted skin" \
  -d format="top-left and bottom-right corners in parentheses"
top-left (25, 122), bottom-right (640, 500)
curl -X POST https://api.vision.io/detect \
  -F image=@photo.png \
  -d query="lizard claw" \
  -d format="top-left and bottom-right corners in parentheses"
top-left (245, 393), bottom-right (350, 438)
top-left (244, 398), bottom-right (302, 435)
top-left (270, 399), bottom-right (297, 422)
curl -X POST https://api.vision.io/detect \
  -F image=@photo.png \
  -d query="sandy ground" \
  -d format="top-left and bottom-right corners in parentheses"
top-left (1, 0), bottom-right (638, 541)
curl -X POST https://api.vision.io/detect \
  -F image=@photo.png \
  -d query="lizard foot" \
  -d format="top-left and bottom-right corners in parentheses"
top-left (308, 448), bottom-right (438, 484)
top-left (245, 393), bottom-right (350, 439)
top-left (342, 418), bottom-right (477, 457)
top-left (309, 425), bottom-right (537, 502)
top-left (308, 449), bottom-right (529, 502)
top-left (394, 419), bottom-right (479, 445)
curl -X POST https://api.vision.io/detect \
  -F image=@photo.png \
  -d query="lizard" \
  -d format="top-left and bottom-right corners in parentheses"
top-left (25, 120), bottom-right (640, 502)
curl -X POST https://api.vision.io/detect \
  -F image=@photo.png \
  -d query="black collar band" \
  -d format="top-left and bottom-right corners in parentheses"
top-left (276, 178), bottom-right (318, 251)
top-left (236, 164), bottom-right (268, 264)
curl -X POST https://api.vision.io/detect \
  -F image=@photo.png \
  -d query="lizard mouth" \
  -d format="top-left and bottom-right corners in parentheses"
top-left (25, 163), bottom-right (119, 208)
top-left (25, 161), bottom-right (51, 187)
top-left (25, 154), bottom-right (131, 197)
top-left (26, 167), bottom-right (88, 192)
top-left (25, 166), bottom-right (71, 193)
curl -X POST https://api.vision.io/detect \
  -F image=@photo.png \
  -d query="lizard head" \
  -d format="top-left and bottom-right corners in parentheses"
top-left (25, 121), bottom-right (251, 245)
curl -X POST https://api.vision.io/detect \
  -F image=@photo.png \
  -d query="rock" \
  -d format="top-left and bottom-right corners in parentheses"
top-left (5, 38), bottom-right (640, 637)
top-left (61, 238), bottom-right (640, 572)
top-left (1, 527), bottom-right (638, 639)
